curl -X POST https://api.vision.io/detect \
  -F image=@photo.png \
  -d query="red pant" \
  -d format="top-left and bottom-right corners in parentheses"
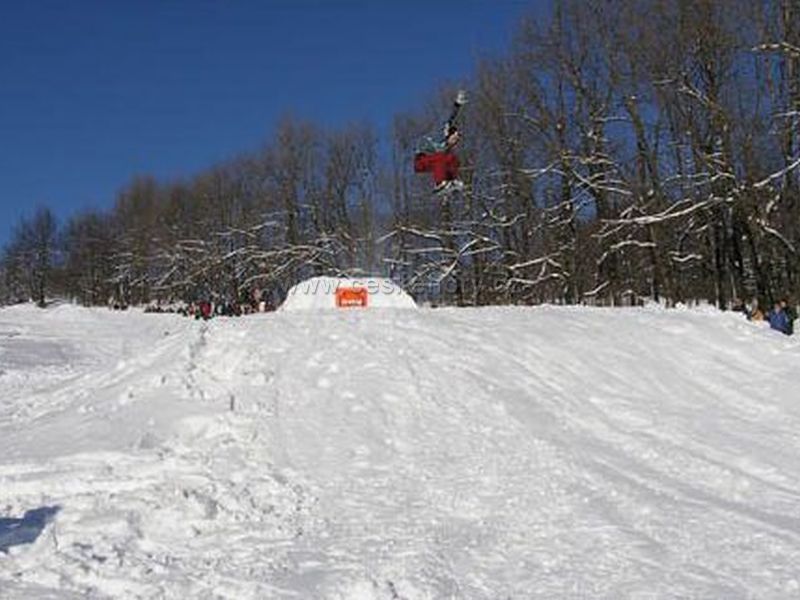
top-left (414, 152), bottom-right (460, 186)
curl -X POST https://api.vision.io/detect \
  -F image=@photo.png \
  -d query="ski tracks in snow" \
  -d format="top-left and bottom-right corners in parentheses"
top-left (0, 308), bottom-right (309, 598)
top-left (2, 304), bottom-right (800, 598)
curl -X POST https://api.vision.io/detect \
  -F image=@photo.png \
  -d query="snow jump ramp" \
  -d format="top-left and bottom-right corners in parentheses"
top-left (280, 276), bottom-right (417, 311)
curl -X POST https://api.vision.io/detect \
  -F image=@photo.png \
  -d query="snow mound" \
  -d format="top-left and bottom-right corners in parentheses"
top-left (281, 276), bottom-right (416, 311)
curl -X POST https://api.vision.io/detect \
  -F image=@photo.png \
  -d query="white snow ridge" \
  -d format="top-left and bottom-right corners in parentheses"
top-left (1, 302), bottom-right (799, 599)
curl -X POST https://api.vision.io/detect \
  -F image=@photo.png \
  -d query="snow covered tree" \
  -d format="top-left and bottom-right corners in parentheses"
top-left (62, 210), bottom-right (117, 305)
top-left (2, 208), bottom-right (59, 307)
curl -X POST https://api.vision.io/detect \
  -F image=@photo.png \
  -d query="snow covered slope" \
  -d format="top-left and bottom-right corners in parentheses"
top-left (0, 303), bottom-right (799, 599)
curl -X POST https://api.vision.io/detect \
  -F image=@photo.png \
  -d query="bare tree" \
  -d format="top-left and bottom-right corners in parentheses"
top-left (3, 208), bottom-right (59, 307)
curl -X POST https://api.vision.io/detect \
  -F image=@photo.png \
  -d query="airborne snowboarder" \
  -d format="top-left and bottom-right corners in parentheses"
top-left (414, 90), bottom-right (467, 194)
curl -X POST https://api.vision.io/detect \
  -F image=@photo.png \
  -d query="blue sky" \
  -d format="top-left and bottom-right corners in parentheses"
top-left (0, 0), bottom-right (546, 245)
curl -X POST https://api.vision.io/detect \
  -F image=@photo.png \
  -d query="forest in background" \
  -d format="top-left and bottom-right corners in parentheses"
top-left (3, 0), bottom-right (800, 310)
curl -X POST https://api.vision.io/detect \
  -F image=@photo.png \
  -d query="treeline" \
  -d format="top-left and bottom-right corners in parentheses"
top-left (3, 0), bottom-right (800, 309)
top-left (1, 121), bottom-right (380, 308)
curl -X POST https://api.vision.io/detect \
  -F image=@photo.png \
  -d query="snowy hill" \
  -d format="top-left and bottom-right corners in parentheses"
top-left (1, 303), bottom-right (799, 599)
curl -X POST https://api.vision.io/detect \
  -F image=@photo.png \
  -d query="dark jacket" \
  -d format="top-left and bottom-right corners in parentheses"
top-left (767, 308), bottom-right (791, 335)
top-left (784, 305), bottom-right (796, 335)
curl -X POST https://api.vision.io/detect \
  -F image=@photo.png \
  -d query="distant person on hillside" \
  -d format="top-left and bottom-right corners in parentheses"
top-left (731, 298), bottom-right (747, 315)
top-left (767, 301), bottom-right (791, 335)
top-left (198, 300), bottom-right (213, 321)
top-left (781, 298), bottom-right (796, 335)
top-left (746, 298), bottom-right (764, 322)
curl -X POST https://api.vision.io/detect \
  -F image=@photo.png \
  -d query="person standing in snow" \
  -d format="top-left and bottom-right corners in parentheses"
top-left (198, 300), bottom-right (213, 320)
top-left (767, 301), bottom-right (791, 335)
top-left (746, 298), bottom-right (765, 322)
top-left (780, 298), bottom-right (796, 335)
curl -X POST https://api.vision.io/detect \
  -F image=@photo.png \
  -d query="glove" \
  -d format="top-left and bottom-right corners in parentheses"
top-left (455, 90), bottom-right (468, 105)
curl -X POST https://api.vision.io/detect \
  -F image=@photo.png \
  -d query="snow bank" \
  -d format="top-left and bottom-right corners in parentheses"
top-left (280, 276), bottom-right (416, 311)
top-left (2, 304), bottom-right (800, 598)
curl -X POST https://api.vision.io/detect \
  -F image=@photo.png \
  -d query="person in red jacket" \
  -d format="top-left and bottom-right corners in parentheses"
top-left (198, 300), bottom-right (213, 320)
top-left (414, 90), bottom-right (467, 193)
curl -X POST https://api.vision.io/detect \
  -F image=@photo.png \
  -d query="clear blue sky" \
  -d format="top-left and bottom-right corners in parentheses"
top-left (0, 0), bottom-right (545, 246)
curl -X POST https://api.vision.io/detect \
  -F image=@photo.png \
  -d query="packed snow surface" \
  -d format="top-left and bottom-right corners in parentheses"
top-left (280, 277), bottom-right (417, 311)
top-left (1, 303), bottom-right (799, 599)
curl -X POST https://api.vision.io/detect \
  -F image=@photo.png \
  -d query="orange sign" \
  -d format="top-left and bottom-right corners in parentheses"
top-left (335, 287), bottom-right (369, 308)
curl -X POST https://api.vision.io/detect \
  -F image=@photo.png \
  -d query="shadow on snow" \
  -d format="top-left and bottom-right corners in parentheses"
top-left (0, 506), bottom-right (61, 553)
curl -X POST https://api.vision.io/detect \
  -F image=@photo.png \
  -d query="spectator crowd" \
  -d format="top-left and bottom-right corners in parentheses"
top-left (741, 297), bottom-right (796, 336)
top-left (142, 289), bottom-right (277, 320)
